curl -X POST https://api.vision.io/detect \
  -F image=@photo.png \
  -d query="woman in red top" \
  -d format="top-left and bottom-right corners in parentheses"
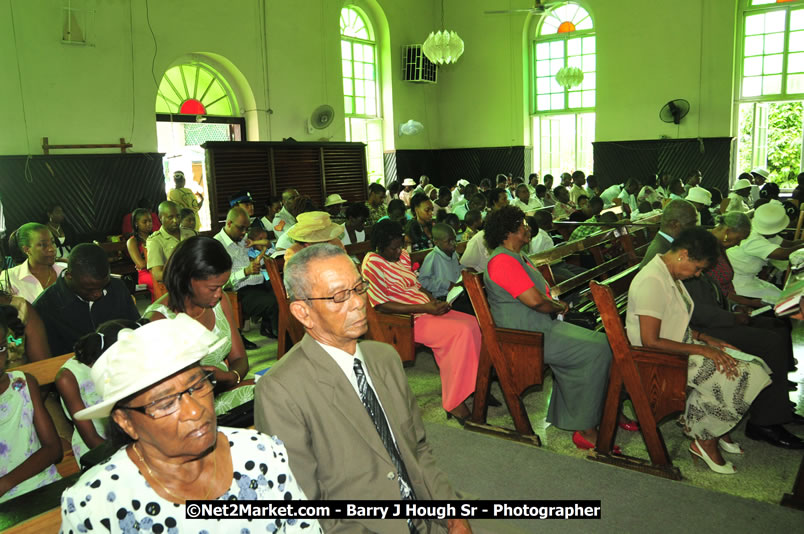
top-left (126, 208), bottom-right (155, 300)
top-left (361, 219), bottom-right (480, 422)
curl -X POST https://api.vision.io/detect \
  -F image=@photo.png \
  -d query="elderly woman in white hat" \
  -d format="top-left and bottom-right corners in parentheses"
top-left (686, 186), bottom-right (714, 226)
top-left (722, 178), bottom-right (752, 213)
top-left (727, 202), bottom-right (804, 302)
top-left (283, 212), bottom-right (345, 261)
top-left (59, 314), bottom-right (321, 534)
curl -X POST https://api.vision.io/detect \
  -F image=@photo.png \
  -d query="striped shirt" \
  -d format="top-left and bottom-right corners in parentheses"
top-left (361, 251), bottom-right (430, 315)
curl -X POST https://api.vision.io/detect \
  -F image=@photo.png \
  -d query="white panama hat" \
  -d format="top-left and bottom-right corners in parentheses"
top-left (401, 178), bottom-right (416, 187)
top-left (731, 178), bottom-right (752, 191)
top-left (685, 186), bottom-right (712, 205)
top-left (74, 314), bottom-right (226, 420)
top-left (752, 202), bottom-right (789, 236)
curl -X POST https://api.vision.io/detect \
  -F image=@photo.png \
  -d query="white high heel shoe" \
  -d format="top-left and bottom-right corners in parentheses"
top-left (718, 438), bottom-right (744, 455)
top-left (689, 440), bottom-right (736, 474)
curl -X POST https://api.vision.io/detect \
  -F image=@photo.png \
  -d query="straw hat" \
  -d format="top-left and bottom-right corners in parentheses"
top-left (74, 314), bottom-right (227, 420)
top-left (731, 178), bottom-right (752, 191)
top-left (752, 202), bottom-right (789, 236)
top-left (324, 193), bottom-right (347, 207)
top-left (401, 178), bottom-right (416, 187)
top-left (685, 186), bottom-right (712, 205)
top-left (287, 211), bottom-right (344, 243)
top-left (750, 168), bottom-right (769, 179)
top-left (423, 184), bottom-right (436, 196)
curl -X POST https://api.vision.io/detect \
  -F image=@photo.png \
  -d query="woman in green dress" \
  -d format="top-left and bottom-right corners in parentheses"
top-left (144, 237), bottom-right (253, 416)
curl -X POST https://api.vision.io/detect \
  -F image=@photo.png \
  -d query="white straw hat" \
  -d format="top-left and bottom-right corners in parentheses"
top-left (286, 211), bottom-right (344, 243)
top-left (731, 178), bottom-right (752, 191)
top-left (74, 314), bottom-right (226, 420)
top-left (750, 168), bottom-right (769, 179)
top-left (324, 193), bottom-right (347, 207)
top-left (401, 178), bottom-right (416, 187)
top-left (752, 202), bottom-right (789, 236)
top-left (685, 186), bottom-right (712, 205)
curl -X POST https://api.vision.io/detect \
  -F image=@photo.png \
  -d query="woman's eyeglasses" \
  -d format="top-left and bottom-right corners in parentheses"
top-left (122, 371), bottom-right (215, 419)
top-left (304, 279), bottom-right (370, 304)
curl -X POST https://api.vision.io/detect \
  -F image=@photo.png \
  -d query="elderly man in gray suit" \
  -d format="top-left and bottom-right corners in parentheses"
top-left (255, 244), bottom-right (471, 534)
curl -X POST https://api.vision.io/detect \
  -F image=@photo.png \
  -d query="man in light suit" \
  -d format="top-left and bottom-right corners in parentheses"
top-left (255, 244), bottom-right (471, 534)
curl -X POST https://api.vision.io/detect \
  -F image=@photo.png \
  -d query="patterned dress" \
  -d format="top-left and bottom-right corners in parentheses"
top-left (144, 302), bottom-right (254, 416)
top-left (59, 428), bottom-right (322, 533)
top-left (58, 357), bottom-right (107, 465)
top-left (627, 255), bottom-right (771, 440)
top-left (0, 370), bottom-right (61, 503)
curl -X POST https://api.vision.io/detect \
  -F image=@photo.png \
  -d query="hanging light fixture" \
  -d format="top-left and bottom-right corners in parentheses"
top-left (555, 66), bottom-right (584, 88)
top-left (422, 0), bottom-right (464, 65)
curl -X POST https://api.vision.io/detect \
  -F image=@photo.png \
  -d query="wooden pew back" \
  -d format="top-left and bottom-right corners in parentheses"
top-left (589, 280), bottom-right (689, 479)
top-left (462, 270), bottom-right (544, 445)
top-left (264, 257), bottom-right (304, 358)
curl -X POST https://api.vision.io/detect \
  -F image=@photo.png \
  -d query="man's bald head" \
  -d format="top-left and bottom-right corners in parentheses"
top-left (282, 189), bottom-right (300, 209)
top-left (158, 201), bottom-right (180, 232)
top-left (660, 199), bottom-right (698, 238)
top-left (225, 206), bottom-right (250, 242)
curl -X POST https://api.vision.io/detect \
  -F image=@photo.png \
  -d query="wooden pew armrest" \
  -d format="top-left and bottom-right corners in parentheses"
top-left (495, 328), bottom-right (544, 346)
top-left (631, 346), bottom-right (689, 367)
top-left (373, 311), bottom-right (414, 327)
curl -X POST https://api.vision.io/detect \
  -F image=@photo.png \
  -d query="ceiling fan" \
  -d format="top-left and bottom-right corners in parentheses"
top-left (484, 0), bottom-right (563, 16)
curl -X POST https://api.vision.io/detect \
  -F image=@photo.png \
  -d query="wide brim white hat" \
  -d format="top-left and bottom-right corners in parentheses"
top-left (750, 167), bottom-right (769, 179)
top-left (401, 178), bottom-right (416, 187)
top-left (686, 186), bottom-right (712, 205)
top-left (324, 193), bottom-right (347, 207)
top-left (457, 179), bottom-right (470, 187)
top-left (731, 178), bottom-right (752, 191)
top-left (752, 202), bottom-right (789, 236)
top-left (75, 314), bottom-right (227, 420)
top-left (287, 211), bottom-right (344, 242)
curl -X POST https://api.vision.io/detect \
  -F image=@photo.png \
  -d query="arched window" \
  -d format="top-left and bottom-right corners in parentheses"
top-left (155, 61), bottom-right (245, 231)
top-left (737, 0), bottom-right (804, 185)
top-left (531, 3), bottom-right (595, 177)
top-left (156, 62), bottom-right (238, 116)
top-left (340, 5), bottom-right (384, 183)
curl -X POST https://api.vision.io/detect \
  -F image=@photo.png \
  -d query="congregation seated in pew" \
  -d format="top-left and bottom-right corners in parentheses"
top-left (627, 227), bottom-right (772, 474)
top-left (145, 201), bottom-right (196, 284)
top-left (59, 315), bottom-right (322, 533)
top-left (55, 319), bottom-right (142, 468)
top-left (683, 212), bottom-right (803, 450)
top-left (125, 208), bottom-right (155, 300)
top-left (340, 202), bottom-right (369, 246)
top-left (146, 236), bottom-right (256, 416)
top-left (2, 223), bottom-right (65, 305)
top-left (482, 205), bottom-right (621, 451)
top-left (362, 219), bottom-right (480, 422)
top-left (33, 244), bottom-right (140, 357)
top-left (0, 306), bottom-right (63, 503)
top-left (461, 209), bottom-right (483, 242)
top-left (405, 192), bottom-right (435, 252)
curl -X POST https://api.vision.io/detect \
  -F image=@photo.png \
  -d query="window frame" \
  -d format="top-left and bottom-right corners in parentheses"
top-left (739, 0), bottom-right (804, 102)
top-left (340, 6), bottom-right (381, 120)
top-left (530, 3), bottom-right (596, 115)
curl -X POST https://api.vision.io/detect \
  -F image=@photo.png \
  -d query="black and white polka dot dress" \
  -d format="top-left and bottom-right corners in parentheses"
top-left (58, 427), bottom-right (322, 533)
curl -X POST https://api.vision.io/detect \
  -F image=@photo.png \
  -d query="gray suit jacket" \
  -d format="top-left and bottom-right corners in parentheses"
top-left (255, 334), bottom-right (457, 533)
top-left (638, 233), bottom-right (672, 268)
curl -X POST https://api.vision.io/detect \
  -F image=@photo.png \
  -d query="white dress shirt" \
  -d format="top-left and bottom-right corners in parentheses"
top-left (314, 340), bottom-right (399, 446)
top-left (2, 261), bottom-right (66, 304)
top-left (460, 230), bottom-right (490, 272)
top-left (213, 229), bottom-right (264, 291)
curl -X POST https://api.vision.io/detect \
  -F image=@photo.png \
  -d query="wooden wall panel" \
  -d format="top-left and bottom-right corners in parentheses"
top-left (393, 146), bottom-right (529, 187)
top-left (593, 137), bottom-right (734, 193)
top-left (0, 154), bottom-right (165, 242)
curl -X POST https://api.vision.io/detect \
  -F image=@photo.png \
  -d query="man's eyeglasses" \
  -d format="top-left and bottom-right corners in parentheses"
top-left (121, 371), bottom-right (215, 419)
top-left (304, 279), bottom-right (370, 304)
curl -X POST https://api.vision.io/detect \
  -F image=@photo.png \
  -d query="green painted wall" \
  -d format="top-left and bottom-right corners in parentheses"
top-left (0, 0), bottom-right (739, 157)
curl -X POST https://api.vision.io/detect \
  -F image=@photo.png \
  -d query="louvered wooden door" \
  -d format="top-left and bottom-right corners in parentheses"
top-left (204, 141), bottom-right (368, 232)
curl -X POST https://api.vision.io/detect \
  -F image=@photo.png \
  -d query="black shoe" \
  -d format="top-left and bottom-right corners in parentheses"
top-left (240, 332), bottom-right (258, 351)
top-left (260, 324), bottom-right (278, 339)
top-left (745, 423), bottom-right (804, 449)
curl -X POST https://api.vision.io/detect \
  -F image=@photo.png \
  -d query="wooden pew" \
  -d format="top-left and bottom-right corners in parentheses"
top-left (0, 472), bottom-right (80, 533)
top-left (264, 257), bottom-right (304, 358)
top-left (462, 270), bottom-right (543, 446)
top-left (589, 280), bottom-right (688, 480)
